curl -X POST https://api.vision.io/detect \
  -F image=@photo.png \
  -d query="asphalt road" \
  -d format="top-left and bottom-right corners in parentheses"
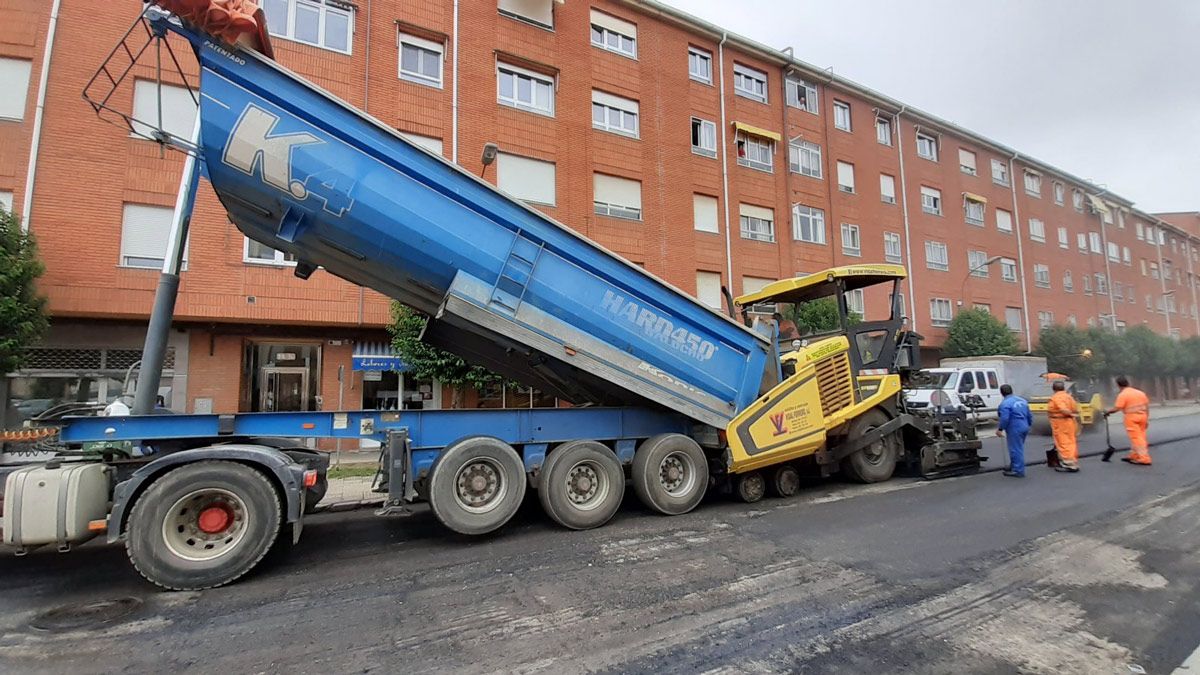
top-left (2, 416), bottom-right (1199, 674)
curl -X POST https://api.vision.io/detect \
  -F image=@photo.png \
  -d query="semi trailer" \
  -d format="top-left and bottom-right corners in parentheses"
top-left (0, 2), bottom-right (982, 590)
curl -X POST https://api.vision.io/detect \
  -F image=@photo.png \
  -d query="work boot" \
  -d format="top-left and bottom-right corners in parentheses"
top-left (1002, 470), bottom-right (1025, 478)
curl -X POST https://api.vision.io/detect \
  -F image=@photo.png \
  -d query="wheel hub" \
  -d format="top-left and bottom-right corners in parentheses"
top-left (660, 456), bottom-right (684, 491)
top-left (567, 463), bottom-right (600, 505)
top-left (197, 505), bottom-right (233, 534)
top-left (162, 488), bottom-right (249, 562)
top-left (457, 462), bottom-right (500, 507)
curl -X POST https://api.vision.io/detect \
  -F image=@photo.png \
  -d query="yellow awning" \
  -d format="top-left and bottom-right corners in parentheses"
top-left (962, 192), bottom-right (988, 204)
top-left (733, 122), bottom-right (781, 143)
top-left (1087, 194), bottom-right (1111, 215)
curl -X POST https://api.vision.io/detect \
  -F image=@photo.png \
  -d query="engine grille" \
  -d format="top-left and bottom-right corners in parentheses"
top-left (815, 352), bottom-right (854, 417)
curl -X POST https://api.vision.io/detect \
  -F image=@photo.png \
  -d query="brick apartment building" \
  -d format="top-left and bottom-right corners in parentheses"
top-left (1, 0), bottom-right (1197, 424)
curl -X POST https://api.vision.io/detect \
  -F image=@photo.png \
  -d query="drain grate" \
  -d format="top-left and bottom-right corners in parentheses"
top-left (30, 597), bottom-right (143, 632)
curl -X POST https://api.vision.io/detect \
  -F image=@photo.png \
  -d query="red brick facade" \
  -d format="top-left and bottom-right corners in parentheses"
top-left (1, 0), bottom-right (1197, 417)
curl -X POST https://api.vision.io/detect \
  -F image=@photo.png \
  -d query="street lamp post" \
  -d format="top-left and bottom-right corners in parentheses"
top-left (959, 255), bottom-right (1003, 308)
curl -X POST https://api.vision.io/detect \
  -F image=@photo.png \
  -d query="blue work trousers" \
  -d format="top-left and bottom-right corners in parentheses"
top-left (1005, 428), bottom-right (1028, 475)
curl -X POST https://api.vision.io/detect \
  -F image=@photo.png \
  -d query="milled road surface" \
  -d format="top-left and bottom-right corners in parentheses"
top-left (2, 416), bottom-right (1199, 674)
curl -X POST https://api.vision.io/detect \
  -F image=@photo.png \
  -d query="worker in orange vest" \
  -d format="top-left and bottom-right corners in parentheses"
top-left (1105, 376), bottom-right (1152, 466)
top-left (1046, 380), bottom-right (1080, 472)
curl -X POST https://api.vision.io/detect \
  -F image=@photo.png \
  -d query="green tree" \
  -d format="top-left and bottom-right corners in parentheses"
top-left (388, 303), bottom-right (506, 407)
top-left (1034, 324), bottom-right (1097, 380)
top-left (781, 298), bottom-right (860, 334)
top-left (942, 308), bottom-right (1020, 357)
top-left (0, 206), bottom-right (48, 374)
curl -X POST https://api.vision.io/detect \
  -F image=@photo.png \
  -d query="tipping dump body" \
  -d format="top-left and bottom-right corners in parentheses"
top-left (167, 18), bottom-right (770, 428)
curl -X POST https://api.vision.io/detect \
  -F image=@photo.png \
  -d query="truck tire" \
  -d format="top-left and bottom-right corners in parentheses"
top-left (428, 436), bottom-right (526, 536)
top-left (125, 460), bottom-right (281, 591)
top-left (841, 408), bottom-right (900, 484)
top-left (734, 471), bottom-right (765, 503)
top-left (632, 434), bottom-right (708, 516)
top-left (537, 440), bottom-right (625, 530)
top-left (768, 464), bottom-right (801, 498)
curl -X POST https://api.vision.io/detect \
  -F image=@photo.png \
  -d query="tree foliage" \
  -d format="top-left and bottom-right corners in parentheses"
top-left (388, 303), bottom-right (506, 405)
top-left (781, 298), bottom-right (860, 334)
top-left (0, 206), bottom-right (48, 373)
top-left (942, 308), bottom-right (1020, 357)
top-left (1035, 323), bottom-right (1199, 387)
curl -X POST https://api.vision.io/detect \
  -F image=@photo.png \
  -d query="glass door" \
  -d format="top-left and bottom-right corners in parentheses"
top-left (260, 367), bottom-right (309, 412)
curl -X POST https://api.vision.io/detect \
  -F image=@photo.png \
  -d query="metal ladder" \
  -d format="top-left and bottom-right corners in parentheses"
top-left (489, 232), bottom-right (545, 315)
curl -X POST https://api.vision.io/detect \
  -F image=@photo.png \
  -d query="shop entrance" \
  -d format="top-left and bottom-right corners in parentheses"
top-left (259, 366), bottom-right (309, 412)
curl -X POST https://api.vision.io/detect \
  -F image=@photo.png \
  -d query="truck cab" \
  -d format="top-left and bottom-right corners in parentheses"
top-left (905, 367), bottom-right (1002, 420)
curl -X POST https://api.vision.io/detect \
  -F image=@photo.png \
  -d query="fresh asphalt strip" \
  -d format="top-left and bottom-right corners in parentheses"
top-left (976, 425), bottom-right (1200, 475)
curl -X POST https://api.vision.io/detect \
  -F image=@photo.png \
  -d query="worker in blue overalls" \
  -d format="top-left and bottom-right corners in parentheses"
top-left (996, 384), bottom-right (1033, 478)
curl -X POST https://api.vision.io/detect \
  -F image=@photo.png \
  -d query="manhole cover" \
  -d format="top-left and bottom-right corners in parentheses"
top-left (30, 597), bottom-right (143, 632)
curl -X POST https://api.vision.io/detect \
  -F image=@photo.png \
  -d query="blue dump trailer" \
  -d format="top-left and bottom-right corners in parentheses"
top-left (1, 4), bottom-right (980, 590)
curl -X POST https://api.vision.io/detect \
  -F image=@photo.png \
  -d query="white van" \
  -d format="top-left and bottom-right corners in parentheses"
top-left (905, 367), bottom-right (1003, 420)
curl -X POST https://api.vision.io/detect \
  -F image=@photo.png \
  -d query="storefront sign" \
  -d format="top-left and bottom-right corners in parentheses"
top-left (363, 370), bottom-right (383, 382)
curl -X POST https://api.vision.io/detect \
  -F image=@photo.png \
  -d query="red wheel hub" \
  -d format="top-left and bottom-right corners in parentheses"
top-left (197, 505), bottom-right (233, 534)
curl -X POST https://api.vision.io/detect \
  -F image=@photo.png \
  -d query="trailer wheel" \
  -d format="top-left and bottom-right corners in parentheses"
top-left (841, 409), bottom-right (900, 483)
top-left (768, 464), bottom-right (801, 498)
top-left (125, 461), bottom-right (281, 591)
top-left (632, 434), bottom-right (707, 516)
top-left (538, 441), bottom-right (625, 530)
top-left (428, 436), bottom-right (526, 536)
top-left (735, 472), bottom-right (765, 503)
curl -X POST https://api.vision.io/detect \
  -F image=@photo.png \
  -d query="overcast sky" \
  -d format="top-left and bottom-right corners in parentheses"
top-left (676, 0), bottom-right (1200, 214)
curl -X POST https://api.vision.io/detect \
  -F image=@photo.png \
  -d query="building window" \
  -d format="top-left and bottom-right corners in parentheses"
top-left (592, 90), bottom-right (639, 138)
top-left (925, 241), bottom-right (949, 271)
top-left (833, 100), bottom-right (851, 131)
top-left (920, 186), bottom-right (942, 215)
top-left (930, 298), bottom-right (954, 327)
top-left (968, 250), bottom-right (990, 277)
top-left (959, 148), bottom-right (977, 175)
top-left (1122, 246), bottom-right (1131, 265)
top-left (996, 208), bottom-right (1013, 233)
top-left (498, 0), bottom-right (554, 28)
top-left (739, 204), bottom-right (775, 242)
top-left (875, 117), bottom-right (892, 146)
top-left (1038, 311), bottom-right (1054, 328)
top-left (1067, 314), bottom-right (1076, 327)
top-left (1053, 182), bottom-right (1065, 205)
top-left (120, 203), bottom-right (187, 269)
top-left (793, 204), bottom-right (826, 244)
top-left (841, 223), bottom-right (861, 257)
top-left (688, 46), bottom-right (712, 84)
top-left (736, 133), bottom-right (774, 172)
top-left (884, 232), bottom-right (902, 264)
top-left (693, 194), bottom-right (719, 233)
top-left (1135, 221), bottom-right (1145, 240)
top-left (974, 303), bottom-right (992, 314)
top-left (690, 117), bottom-right (717, 157)
top-left (895, 292), bottom-right (907, 320)
top-left (398, 33), bottom-right (444, 88)
top-left (1063, 270), bottom-right (1073, 292)
top-left (1028, 218), bottom-right (1046, 243)
top-left (1083, 275), bottom-right (1092, 294)
top-left (1094, 273), bottom-right (1108, 295)
top-left (262, 0), bottom-right (353, 53)
top-left (1107, 241), bottom-right (1120, 262)
top-left (1058, 227), bottom-right (1069, 249)
top-left (245, 238), bottom-right (298, 266)
top-left (0, 191), bottom-right (12, 213)
top-left (1089, 232), bottom-right (1102, 254)
top-left (1078, 233), bottom-right (1088, 252)
top-left (964, 196), bottom-right (985, 226)
top-left (836, 161), bottom-right (855, 193)
top-left (1023, 170), bottom-right (1042, 197)
top-left (880, 174), bottom-right (896, 204)
top-left (733, 63), bottom-right (767, 102)
top-left (786, 77), bottom-right (818, 113)
top-left (0, 57), bottom-right (32, 120)
top-left (1034, 264), bottom-right (1050, 288)
top-left (590, 10), bottom-right (637, 58)
top-left (1000, 258), bottom-right (1017, 282)
top-left (497, 152), bottom-right (556, 205)
top-left (497, 63), bottom-right (555, 116)
top-left (916, 132), bottom-right (938, 161)
top-left (593, 173), bottom-right (642, 220)
top-left (1072, 189), bottom-right (1084, 211)
top-left (991, 158), bottom-right (1009, 186)
top-left (130, 80), bottom-right (197, 141)
top-left (788, 139), bottom-right (822, 178)
top-left (1005, 307), bottom-right (1023, 332)
top-left (1113, 282), bottom-right (1123, 301)
top-left (846, 289), bottom-right (865, 315)
top-left (398, 131), bottom-right (444, 155)
top-left (695, 271), bottom-right (723, 309)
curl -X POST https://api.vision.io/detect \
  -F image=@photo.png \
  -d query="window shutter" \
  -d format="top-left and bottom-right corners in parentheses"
top-left (121, 204), bottom-right (178, 265)
top-left (836, 161), bottom-right (854, 190)
top-left (131, 80), bottom-right (198, 140)
top-left (742, 276), bottom-right (774, 294)
top-left (399, 132), bottom-right (444, 155)
top-left (695, 271), bottom-right (722, 309)
top-left (0, 58), bottom-right (32, 120)
top-left (738, 203), bottom-right (773, 221)
top-left (500, 0), bottom-right (554, 26)
top-left (591, 90), bottom-right (638, 114)
top-left (497, 153), bottom-right (556, 205)
top-left (590, 9), bottom-right (636, 38)
top-left (693, 194), bottom-right (718, 233)
top-left (594, 174), bottom-right (642, 209)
